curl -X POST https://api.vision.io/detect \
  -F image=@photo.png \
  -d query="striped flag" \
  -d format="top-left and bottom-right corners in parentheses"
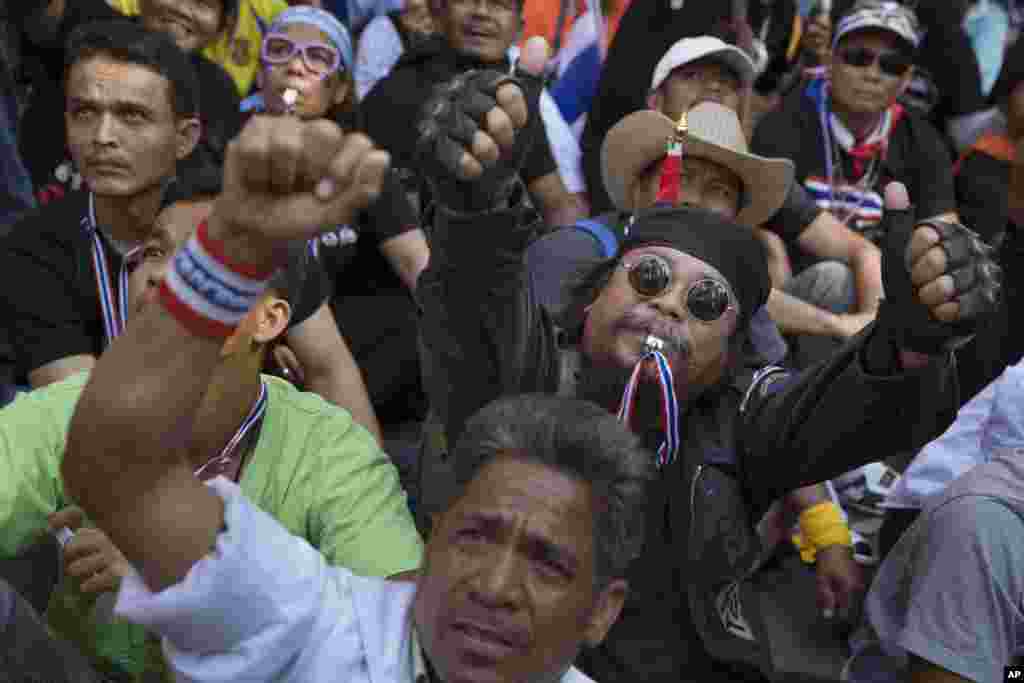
top-left (549, 0), bottom-right (606, 138)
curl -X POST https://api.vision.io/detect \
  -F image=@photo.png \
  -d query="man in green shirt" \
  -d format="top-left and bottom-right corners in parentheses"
top-left (0, 173), bottom-right (423, 680)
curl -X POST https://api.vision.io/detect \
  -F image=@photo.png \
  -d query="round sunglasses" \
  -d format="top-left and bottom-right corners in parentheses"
top-left (836, 46), bottom-right (913, 78)
top-left (262, 34), bottom-right (343, 78)
top-left (621, 254), bottom-right (735, 322)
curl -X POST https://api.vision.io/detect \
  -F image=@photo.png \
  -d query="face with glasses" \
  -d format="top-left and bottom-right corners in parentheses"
top-left (261, 22), bottom-right (350, 119)
top-left (582, 246), bottom-right (739, 387)
top-left (443, 0), bottom-right (522, 64)
top-left (653, 58), bottom-right (743, 123)
top-left (830, 30), bottom-right (914, 118)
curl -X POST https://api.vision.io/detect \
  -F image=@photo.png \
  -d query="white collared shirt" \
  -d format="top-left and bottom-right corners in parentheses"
top-left (115, 478), bottom-right (597, 683)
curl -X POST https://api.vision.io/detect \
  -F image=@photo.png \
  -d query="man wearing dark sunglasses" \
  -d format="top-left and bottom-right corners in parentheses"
top-left (752, 0), bottom-right (959, 258)
top-left (414, 52), bottom-right (1002, 682)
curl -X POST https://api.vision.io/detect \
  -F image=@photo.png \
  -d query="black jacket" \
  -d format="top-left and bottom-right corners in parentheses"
top-left (418, 194), bottom-right (960, 681)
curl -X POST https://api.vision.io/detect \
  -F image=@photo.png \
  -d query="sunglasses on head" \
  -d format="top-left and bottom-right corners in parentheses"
top-left (262, 33), bottom-right (343, 78)
top-left (837, 46), bottom-right (913, 78)
top-left (621, 253), bottom-right (735, 322)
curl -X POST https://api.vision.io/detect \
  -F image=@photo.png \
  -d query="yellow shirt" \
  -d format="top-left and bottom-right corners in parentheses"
top-left (107, 0), bottom-right (289, 96)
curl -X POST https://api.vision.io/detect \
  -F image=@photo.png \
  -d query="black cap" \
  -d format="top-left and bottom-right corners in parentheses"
top-left (620, 205), bottom-right (771, 331)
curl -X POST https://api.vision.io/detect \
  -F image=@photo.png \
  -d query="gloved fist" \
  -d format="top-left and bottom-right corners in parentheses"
top-left (415, 37), bottom-right (550, 213)
top-left (878, 183), bottom-right (1001, 355)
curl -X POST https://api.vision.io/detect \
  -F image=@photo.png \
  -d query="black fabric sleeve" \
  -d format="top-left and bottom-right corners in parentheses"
top-left (906, 117), bottom-right (957, 221)
top-left (287, 250), bottom-right (330, 329)
top-left (955, 151), bottom-right (1010, 245)
top-left (362, 170), bottom-right (418, 244)
top-left (192, 56), bottom-right (242, 169)
top-left (358, 66), bottom-right (421, 172)
top-left (752, 107), bottom-right (815, 240)
top-left (0, 216), bottom-right (98, 377)
top-left (739, 322), bottom-right (958, 519)
top-left (418, 193), bottom-right (562, 447)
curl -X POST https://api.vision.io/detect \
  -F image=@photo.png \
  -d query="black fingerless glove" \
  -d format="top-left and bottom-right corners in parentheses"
top-left (873, 207), bottom-right (1002, 359)
top-left (416, 69), bottom-right (538, 213)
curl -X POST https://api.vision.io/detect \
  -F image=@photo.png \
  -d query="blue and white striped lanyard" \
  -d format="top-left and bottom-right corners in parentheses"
top-left (617, 350), bottom-right (681, 467)
top-left (193, 382), bottom-right (269, 479)
top-left (83, 193), bottom-right (132, 345)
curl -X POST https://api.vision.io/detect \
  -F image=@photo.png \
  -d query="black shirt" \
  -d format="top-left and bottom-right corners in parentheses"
top-left (359, 36), bottom-right (558, 204)
top-left (313, 170), bottom-right (418, 298)
top-left (0, 191), bottom-right (325, 383)
top-left (18, 0), bottom-right (242, 201)
top-left (752, 81), bottom-right (956, 270)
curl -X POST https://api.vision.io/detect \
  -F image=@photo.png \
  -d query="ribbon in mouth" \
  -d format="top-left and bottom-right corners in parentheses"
top-left (616, 335), bottom-right (681, 467)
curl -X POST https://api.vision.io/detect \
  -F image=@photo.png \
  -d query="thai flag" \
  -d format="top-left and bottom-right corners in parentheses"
top-left (549, 0), bottom-right (606, 138)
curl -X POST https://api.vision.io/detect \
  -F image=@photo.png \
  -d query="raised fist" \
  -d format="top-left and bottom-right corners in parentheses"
top-left (210, 116), bottom-right (390, 267)
top-left (879, 183), bottom-right (1001, 355)
top-left (415, 37), bottom-right (550, 212)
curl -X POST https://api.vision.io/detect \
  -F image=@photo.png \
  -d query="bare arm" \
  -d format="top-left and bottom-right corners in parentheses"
top-left (286, 302), bottom-right (383, 443)
top-left (796, 211), bottom-right (884, 314)
top-left (62, 117), bottom-right (389, 592)
top-left (379, 229), bottom-right (430, 292)
top-left (28, 355), bottom-right (96, 389)
top-left (528, 171), bottom-right (587, 227)
top-left (770, 288), bottom-right (847, 339)
top-left (755, 228), bottom-right (793, 288)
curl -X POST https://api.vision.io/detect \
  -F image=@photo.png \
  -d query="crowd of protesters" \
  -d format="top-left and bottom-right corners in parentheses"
top-left (0, 0), bottom-right (1020, 681)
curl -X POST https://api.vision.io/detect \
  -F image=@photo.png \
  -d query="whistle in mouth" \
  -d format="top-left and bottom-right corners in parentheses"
top-left (643, 334), bottom-right (665, 354)
top-left (282, 88), bottom-right (299, 114)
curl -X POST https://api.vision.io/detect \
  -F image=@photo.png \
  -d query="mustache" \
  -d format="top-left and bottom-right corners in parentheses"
top-left (616, 308), bottom-right (692, 357)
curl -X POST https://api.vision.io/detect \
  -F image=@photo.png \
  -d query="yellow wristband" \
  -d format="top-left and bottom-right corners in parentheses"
top-left (794, 502), bottom-right (852, 563)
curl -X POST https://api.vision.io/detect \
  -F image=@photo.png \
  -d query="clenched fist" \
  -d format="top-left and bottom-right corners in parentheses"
top-left (209, 116), bottom-right (390, 268)
top-left (878, 183), bottom-right (1001, 356)
top-left (416, 37), bottom-right (549, 212)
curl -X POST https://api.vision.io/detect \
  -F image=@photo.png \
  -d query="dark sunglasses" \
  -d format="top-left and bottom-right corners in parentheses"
top-left (837, 46), bottom-right (913, 78)
top-left (621, 254), bottom-right (735, 322)
top-left (262, 34), bottom-right (343, 78)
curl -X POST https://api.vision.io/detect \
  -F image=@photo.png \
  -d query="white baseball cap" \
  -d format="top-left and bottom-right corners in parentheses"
top-left (650, 36), bottom-right (756, 93)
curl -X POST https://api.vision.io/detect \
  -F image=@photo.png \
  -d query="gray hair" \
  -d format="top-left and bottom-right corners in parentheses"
top-left (451, 394), bottom-right (655, 587)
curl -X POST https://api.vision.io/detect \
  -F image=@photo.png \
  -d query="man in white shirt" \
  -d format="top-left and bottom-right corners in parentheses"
top-left (58, 97), bottom-right (651, 681)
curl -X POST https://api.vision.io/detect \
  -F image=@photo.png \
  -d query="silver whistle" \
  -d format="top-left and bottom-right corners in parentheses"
top-left (282, 88), bottom-right (299, 115)
top-left (643, 334), bottom-right (665, 354)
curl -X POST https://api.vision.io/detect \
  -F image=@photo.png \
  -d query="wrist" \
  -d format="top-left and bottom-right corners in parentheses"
top-left (204, 211), bottom-right (279, 274)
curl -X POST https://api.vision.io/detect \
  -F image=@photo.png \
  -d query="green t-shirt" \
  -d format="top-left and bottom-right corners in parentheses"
top-left (0, 372), bottom-right (423, 679)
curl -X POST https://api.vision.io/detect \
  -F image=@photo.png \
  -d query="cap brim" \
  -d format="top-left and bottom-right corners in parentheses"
top-left (651, 44), bottom-right (757, 92)
top-left (602, 110), bottom-right (794, 227)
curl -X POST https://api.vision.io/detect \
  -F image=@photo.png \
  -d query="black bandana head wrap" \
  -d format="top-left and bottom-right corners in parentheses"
top-left (617, 205), bottom-right (771, 332)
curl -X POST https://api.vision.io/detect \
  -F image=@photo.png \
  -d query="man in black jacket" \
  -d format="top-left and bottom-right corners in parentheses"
top-left (414, 60), bottom-right (1002, 681)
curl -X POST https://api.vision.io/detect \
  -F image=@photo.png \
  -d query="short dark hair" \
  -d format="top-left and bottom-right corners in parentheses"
top-left (64, 19), bottom-right (201, 119)
top-left (450, 394), bottom-right (655, 587)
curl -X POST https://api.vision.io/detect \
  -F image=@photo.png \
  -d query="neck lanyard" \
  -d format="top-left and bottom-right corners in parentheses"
top-left (617, 350), bottom-right (681, 467)
top-left (84, 193), bottom-right (131, 345)
top-left (193, 381), bottom-right (269, 479)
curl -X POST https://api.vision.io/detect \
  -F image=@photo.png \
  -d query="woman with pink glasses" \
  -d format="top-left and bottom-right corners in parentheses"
top-left (244, 6), bottom-right (434, 458)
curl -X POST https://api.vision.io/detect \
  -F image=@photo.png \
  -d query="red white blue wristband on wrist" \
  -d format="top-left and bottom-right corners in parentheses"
top-left (158, 220), bottom-right (276, 339)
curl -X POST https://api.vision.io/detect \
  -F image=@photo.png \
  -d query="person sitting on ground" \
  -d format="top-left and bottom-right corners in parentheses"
top-left (19, 0), bottom-right (243, 203)
top-left (0, 171), bottom-right (422, 681)
top-left (242, 5), bottom-right (430, 430)
top-left (1, 19), bottom-right (385, 442)
top-left (843, 359), bottom-right (1024, 682)
top-left (359, 0), bottom-right (586, 226)
top-left (53, 117), bottom-right (654, 679)
top-left (643, 36), bottom-right (884, 369)
top-left (413, 43), bottom-right (999, 682)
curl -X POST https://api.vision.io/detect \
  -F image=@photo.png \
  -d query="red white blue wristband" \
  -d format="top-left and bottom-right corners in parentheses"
top-left (159, 220), bottom-right (276, 339)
